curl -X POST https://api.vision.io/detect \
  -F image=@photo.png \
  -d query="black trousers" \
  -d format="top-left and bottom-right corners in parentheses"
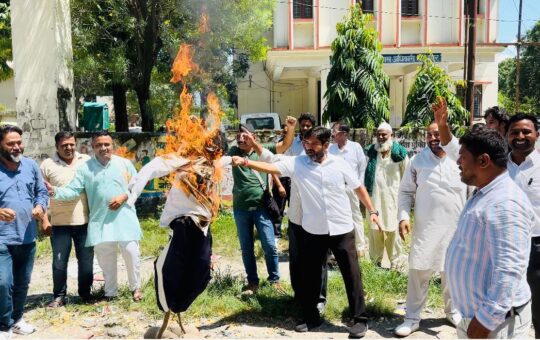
top-left (288, 222), bottom-right (327, 303)
top-left (155, 216), bottom-right (212, 313)
top-left (296, 226), bottom-right (367, 323)
top-left (528, 236), bottom-right (540, 338)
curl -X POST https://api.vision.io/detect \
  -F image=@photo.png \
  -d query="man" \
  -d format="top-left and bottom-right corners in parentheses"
top-left (271, 124), bottom-right (290, 238)
top-left (364, 122), bottom-right (408, 268)
top-left (40, 132), bottom-right (92, 307)
top-left (227, 117), bottom-right (296, 295)
top-left (505, 113), bottom-right (540, 337)
top-left (394, 122), bottom-right (465, 336)
top-left (329, 122), bottom-right (367, 256)
top-left (284, 113), bottom-right (327, 310)
top-left (433, 98), bottom-right (534, 338)
top-left (232, 127), bottom-right (382, 338)
top-left (0, 125), bottom-right (48, 338)
top-left (128, 122), bottom-right (226, 335)
top-left (484, 106), bottom-right (509, 137)
top-left (50, 131), bottom-right (143, 301)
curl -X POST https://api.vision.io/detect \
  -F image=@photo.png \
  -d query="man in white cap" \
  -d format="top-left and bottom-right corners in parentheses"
top-left (364, 122), bottom-right (408, 269)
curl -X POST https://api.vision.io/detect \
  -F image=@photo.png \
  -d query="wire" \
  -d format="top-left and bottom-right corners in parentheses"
top-left (278, 0), bottom-right (540, 23)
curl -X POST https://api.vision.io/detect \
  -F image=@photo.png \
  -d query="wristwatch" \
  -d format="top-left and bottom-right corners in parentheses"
top-left (369, 210), bottom-right (379, 216)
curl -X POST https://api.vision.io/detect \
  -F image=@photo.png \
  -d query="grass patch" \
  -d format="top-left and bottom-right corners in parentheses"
top-left (31, 212), bottom-right (444, 325)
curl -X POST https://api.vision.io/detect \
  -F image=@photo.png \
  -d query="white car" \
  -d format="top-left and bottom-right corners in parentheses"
top-left (240, 113), bottom-right (281, 130)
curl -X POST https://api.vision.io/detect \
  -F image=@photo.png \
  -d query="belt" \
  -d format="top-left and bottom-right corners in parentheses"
top-left (506, 300), bottom-right (530, 319)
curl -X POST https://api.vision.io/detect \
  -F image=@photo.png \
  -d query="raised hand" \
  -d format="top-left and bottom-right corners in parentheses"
top-left (432, 96), bottom-right (449, 127)
top-left (231, 156), bottom-right (245, 167)
top-left (285, 116), bottom-right (297, 129)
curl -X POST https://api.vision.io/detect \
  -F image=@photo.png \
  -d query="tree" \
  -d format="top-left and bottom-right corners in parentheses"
top-left (71, 0), bottom-right (274, 132)
top-left (498, 21), bottom-right (540, 114)
top-left (0, 1), bottom-right (12, 82)
top-left (401, 54), bottom-right (469, 136)
top-left (323, 3), bottom-right (389, 129)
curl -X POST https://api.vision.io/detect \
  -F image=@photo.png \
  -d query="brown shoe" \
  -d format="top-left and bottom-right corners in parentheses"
top-left (240, 282), bottom-right (259, 296)
top-left (47, 297), bottom-right (65, 308)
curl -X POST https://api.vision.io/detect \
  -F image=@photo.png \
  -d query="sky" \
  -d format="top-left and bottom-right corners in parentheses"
top-left (496, 0), bottom-right (540, 60)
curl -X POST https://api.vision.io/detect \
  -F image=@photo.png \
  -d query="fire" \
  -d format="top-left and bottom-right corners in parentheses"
top-left (115, 146), bottom-right (136, 161)
top-left (170, 45), bottom-right (198, 83)
top-left (160, 42), bottom-right (225, 219)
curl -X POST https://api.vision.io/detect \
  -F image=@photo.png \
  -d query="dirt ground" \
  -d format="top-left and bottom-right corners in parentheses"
top-left (12, 252), bottom-right (476, 339)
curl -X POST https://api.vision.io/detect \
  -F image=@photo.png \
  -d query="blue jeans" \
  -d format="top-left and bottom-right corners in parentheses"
top-left (0, 242), bottom-right (36, 331)
top-left (51, 225), bottom-right (94, 299)
top-left (233, 208), bottom-right (280, 284)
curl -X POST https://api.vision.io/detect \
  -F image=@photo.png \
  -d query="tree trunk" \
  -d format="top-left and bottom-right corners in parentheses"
top-left (112, 83), bottom-right (128, 132)
top-left (136, 86), bottom-right (154, 132)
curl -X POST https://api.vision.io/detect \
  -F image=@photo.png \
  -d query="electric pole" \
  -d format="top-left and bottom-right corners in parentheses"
top-left (465, 0), bottom-right (478, 126)
top-left (515, 0), bottom-right (523, 113)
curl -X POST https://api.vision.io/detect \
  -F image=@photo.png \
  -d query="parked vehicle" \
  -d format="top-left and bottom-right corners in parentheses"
top-left (240, 113), bottom-right (281, 130)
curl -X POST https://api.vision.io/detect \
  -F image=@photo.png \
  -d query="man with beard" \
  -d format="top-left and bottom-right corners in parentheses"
top-left (49, 131), bottom-right (143, 302)
top-left (394, 122), bottom-right (465, 336)
top-left (444, 127), bottom-right (533, 338)
top-left (0, 125), bottom-right (48, 338)
top-left (329, 123), bottom-right (368, 256)
top-left (227, 117), bottom-right (296, 295)
top-left (505, 113), bottom-right (540, 337)
top-left (40, 132), bottom-right (92, 307)
top-left (364, 122), bottom-right (408, 268)
top-left (231, 127), bottom-right (382, 338)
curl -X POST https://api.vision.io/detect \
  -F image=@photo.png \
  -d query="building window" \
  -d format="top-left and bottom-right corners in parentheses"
top-left (356, 0), bottom-right (374, 14)
top-left (402, 0), bottom-right (419, 16)
top-left (293, 0), bottom-right (313, 19)
top-left (464, 0), bottom-right (482, 15)
top-left (457, 85), bottom-right (483, 118)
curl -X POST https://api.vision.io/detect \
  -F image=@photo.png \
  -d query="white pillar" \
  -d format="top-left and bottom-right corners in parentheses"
top-left (308, 76), bottom-right (318, 118)
top-left (11, 0), bottom-right (76, 160)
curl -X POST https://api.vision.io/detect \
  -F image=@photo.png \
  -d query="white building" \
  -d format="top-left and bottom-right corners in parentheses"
top-left (238, 0), bottom-right (504, 127)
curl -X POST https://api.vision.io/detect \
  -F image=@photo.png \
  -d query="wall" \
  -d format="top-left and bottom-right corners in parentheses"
top-left (10, 0), bottom-right (76, 160)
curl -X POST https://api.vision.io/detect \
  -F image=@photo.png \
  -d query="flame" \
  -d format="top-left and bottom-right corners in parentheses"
top-left (170, 45), bottom-right (198, 83)
top-left (160, 43), bottom-right (225, 219)
top-left (114, 146), bottom-right (136, 161)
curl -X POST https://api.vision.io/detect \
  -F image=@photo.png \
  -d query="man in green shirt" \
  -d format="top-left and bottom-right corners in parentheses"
top-left (228, 117), bottom-right (296, 294)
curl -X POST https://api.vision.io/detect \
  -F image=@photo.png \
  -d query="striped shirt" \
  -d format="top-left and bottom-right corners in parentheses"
top-left (445, 172), bottom-right (534, 331)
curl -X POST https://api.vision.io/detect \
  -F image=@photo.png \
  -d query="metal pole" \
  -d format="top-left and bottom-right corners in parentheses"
top-left (515, 0), bottom-right (523, 113)
top-left (465, 0), bottom-right (478, 126)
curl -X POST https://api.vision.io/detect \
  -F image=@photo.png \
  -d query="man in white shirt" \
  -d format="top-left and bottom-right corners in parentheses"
top-left (231, 127), bottom-right (382, 339)
top-left (364, 122), bottom-right (409, 268)
top-left (329, 123), bottom-right (367, 255)
top-left (505, 113), bottom-right (540, 338)
top-left (394, 122), bottom-right (465, 336)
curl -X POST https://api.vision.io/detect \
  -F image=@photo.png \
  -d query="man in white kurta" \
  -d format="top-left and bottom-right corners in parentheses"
top-left (329, 123), bottom-right (367, 255)
top-left (394, 122), bottom-right (465, 336)
top-left (364, 122), bottom-right (408, 268)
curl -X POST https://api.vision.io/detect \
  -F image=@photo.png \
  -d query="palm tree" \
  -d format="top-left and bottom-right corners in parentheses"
top-left (401, 54), bottom-right (469, 136)
top-left (323, 3), bottom-right (389, 130)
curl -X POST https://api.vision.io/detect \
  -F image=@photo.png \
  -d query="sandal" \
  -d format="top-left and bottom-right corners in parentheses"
top-left (132, 289), bottom-right (143, 302)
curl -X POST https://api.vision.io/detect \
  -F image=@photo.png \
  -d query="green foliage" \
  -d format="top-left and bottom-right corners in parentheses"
top-left (0, 1), bottom-right (12, 81)
top-left (324, 4), bottom-right (390, 129)
top-left (71, 0), bottom-right (274, 130)
top-left (498, 21), bottom-right (540, 114)
top-left (401, 54), bottom-right (469, 136)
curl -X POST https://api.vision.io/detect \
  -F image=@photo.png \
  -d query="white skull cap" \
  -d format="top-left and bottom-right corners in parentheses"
top-left (377, 122), bottom-right (392, 132)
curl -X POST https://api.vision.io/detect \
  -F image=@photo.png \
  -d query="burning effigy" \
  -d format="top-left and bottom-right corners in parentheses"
top-left (128, 37), bottom-right (228, 338)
